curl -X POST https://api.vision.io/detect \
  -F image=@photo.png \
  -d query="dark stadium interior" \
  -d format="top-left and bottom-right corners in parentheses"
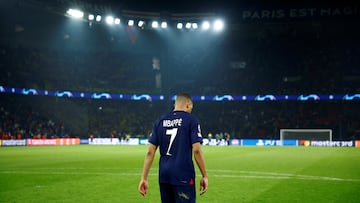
top-left (0, 0), bottom-right (359, 141)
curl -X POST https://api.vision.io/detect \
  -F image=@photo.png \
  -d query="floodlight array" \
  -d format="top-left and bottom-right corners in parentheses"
top-left (65, 8), bottom-right (225, 32)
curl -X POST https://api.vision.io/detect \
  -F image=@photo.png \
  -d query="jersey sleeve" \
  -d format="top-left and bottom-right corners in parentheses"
top-left (190, 116), bottom-right (203, 144)
top-left (148, 119), bottom-right (160, 146)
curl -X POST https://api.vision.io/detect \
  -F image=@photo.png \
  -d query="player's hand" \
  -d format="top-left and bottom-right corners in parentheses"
top-left (199, 176), bottom-right (208, 195)
top-left (138, 180), bottom-right (148, 196)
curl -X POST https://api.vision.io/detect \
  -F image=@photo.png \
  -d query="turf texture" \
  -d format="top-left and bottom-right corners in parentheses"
top-left (0, 145), bottom-right (359, 202)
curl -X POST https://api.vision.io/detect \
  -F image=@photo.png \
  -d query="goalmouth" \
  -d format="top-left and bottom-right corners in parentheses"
top-left (280, 129), bottom-right (332, 141)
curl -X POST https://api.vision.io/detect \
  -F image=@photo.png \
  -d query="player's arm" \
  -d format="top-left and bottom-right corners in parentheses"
top-left (138, 143), bottom-right (157, 196)
top-left (193, 142), bottom-right (208, 195)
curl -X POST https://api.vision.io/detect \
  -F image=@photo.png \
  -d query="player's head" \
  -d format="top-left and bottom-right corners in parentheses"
top-left (174, 93), bottom-right (193, 113)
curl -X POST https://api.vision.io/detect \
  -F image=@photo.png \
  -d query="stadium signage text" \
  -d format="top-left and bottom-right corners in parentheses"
top-left (27, 138), bottom-right (80, 146)
top-left (310, 141), bottom-right (354, 147)
top-left (242, 6), bottom-right (359, 21)
top-left (241, 139), bottom-right (298, 146)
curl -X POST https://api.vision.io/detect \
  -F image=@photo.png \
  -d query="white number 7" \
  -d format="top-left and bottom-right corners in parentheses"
top-left (166, 128), bottom-right (178, 156)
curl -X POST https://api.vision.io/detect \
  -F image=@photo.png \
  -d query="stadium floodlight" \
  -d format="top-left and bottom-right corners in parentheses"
top-left (106, 16), bottom-right (114, 25)
top-left (152, 21), bottom-right (159, 28)
top-left (128, 20), bottom-right (134, 26)
top-left (202, 21), bottom-right (210, 30)
top-left (213, 19), bottom-right (224, 31)
top-left (114, 18), bottom-right (120, 25)
top-left (177, 23), bottom-right (183, 29)
top-left (192, 23), bottom-right (198, 29)
top-left (185, 22), bottom-right (191, 29)
top-left (138, 20), bottom-right (145, 27)
top-left (96, 15), bottom-right (102, 22)
top-left (88, 14), bottom-right (94, 21)
top-left (66, 9), bottom-right (84, 18)
top-left (161, 21), bottom-right (167, 28)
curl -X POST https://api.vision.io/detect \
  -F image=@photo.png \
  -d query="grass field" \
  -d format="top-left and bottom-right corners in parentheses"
top-left (0, 145), bottom-right (360, 203)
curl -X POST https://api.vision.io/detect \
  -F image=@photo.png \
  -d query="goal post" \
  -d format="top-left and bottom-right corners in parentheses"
top-left (280, 129), bottom-right (332, 141)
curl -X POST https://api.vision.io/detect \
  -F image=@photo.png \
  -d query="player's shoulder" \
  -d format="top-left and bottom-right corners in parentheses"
top-left (178, 111), bottom-right (200, 124)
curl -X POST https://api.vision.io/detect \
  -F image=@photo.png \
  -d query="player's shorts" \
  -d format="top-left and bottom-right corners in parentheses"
top-left (159, 183), bottom-right (196, 203)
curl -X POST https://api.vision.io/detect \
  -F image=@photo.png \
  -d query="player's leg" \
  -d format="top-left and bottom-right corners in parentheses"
top-left (160, 183), bottom-right (176, 203)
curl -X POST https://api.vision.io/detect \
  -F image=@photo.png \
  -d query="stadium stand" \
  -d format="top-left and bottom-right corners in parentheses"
top-left (0, 1), bottom-right (359, 141)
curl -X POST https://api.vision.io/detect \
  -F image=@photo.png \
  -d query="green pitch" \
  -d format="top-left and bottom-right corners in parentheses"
top-left (0, 145), bottom-right (359, 203)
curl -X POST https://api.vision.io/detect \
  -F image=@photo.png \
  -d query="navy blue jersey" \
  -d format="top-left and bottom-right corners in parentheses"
top-left (149, 110), bottom-right (203, 185)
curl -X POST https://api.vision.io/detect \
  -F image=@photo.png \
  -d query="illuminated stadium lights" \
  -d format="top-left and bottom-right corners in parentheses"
top-left (160, 21), bottom-right (167, 28)
top-left (151, 21), bottom-right (159, 28)
top-left (105, 16), bottom-right (114, 25)
top-left (177, 23), bottom-right (183, 29)
top-left (138, 20), bottom-right (145, 27)
top-left (88, 14), bottom-right (94, 21)
top-left (175, 19), bottom-right (223, 31)
top-left (65, 8), bottom-right (226, 31)
top-left (213, 19), bottom-right (224, 31)
top-left (202, 21), bottom-right (210, 30)
top-left (66, 9), bottom-right (84, 18)
top-left (128, 20), bottom-right (134, 26)
top-left (96, 15), bottom-right (102, 22)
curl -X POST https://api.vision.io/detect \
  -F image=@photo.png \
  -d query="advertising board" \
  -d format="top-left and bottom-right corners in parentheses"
top-left (89, 138), bottom-right (139, 145)
top-left (27, 138), bottom-right (80, 146)
top-left (2, 139), bottom-right (26, 146)
top-left (241, 139), bottom-right (297, 146)
top-left (300, 140), bottom-right (354, 147)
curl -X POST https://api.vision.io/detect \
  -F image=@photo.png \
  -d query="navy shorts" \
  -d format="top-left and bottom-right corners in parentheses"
top-left (159, 183), bottom-right (196, 203)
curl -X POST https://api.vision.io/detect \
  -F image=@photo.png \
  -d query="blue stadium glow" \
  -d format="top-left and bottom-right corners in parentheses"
top-left (1, 85), bottom-right (359, 102)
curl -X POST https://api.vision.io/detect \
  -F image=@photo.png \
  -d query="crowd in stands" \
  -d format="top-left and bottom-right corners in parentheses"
top-left (0, 6), bottom-right (359, 141)
top-left (1, 94), bottom-right (359, 141)
top-left (0, 96), bottom-right (68, 140)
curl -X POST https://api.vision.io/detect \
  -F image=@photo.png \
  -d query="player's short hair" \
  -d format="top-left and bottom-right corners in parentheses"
top-left (175, 93), bottom-right (193, 104)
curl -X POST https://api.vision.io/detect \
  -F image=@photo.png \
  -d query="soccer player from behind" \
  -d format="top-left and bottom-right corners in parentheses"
top-left (138, 93), bottom-right (208, 203)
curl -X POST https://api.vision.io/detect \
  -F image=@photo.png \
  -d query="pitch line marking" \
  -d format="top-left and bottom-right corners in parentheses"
top-left (0, 169), bottom-right (359, 182)
top-left (208, 169), bottom-right (360, 182)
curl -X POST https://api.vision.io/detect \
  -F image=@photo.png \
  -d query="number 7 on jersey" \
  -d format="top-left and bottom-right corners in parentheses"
top-left (166, 128), bottom-right (178, 156)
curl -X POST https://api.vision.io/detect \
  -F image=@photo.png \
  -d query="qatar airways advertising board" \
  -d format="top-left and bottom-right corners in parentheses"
top-left (27, 138), bottom-right (80, 146)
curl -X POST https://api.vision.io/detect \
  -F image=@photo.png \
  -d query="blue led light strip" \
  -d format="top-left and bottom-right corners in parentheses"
top-left (0, 85), bottom-right (359, 101)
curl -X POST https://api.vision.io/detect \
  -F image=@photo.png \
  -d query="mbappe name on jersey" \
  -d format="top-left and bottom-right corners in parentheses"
top-left (163, 118), bottom-right (183, 127)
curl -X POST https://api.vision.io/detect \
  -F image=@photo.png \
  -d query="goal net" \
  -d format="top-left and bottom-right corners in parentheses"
top-left (280, 129), bottom-right (332, 141)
